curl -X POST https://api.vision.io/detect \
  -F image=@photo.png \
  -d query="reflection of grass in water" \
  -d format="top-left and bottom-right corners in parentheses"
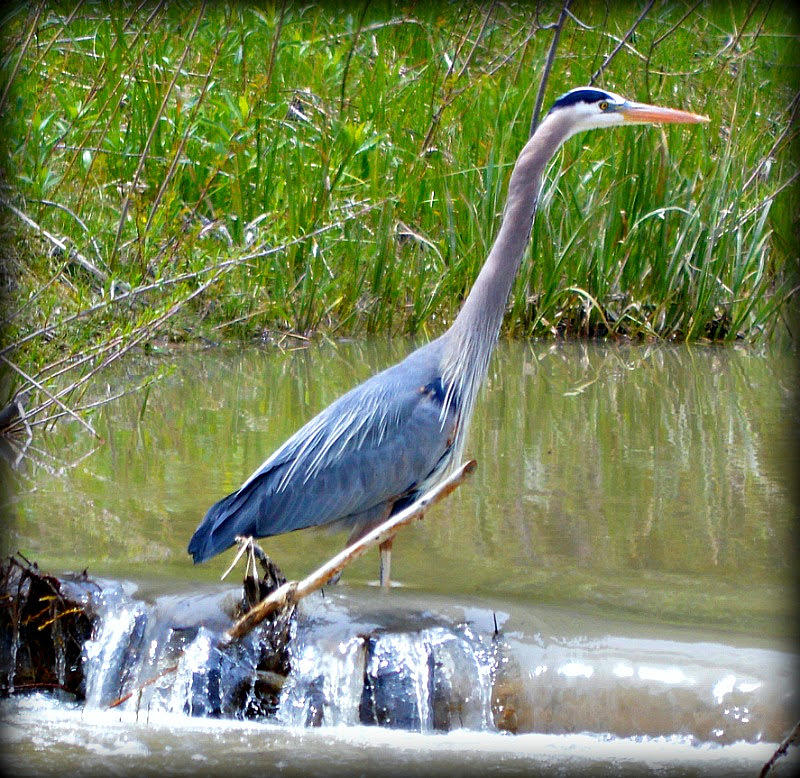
top-left (2, 2), bottom-right (797, 386)
top-left (7, 340), bottom-right (796, 637)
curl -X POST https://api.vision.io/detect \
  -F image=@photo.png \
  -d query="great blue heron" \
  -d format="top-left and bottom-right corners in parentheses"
top-left (188, 87), bottom-right (707, 585)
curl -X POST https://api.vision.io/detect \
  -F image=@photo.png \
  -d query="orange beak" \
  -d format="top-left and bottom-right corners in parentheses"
top-left (619, 101), bottom-right (709, 125)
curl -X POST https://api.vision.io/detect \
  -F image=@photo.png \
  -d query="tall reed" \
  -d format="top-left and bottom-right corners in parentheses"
top-left (1, 2), bottom-right (797, 425)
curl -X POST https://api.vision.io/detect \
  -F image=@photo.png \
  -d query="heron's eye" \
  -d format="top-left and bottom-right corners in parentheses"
top-left (598, 100), bottom-right (609, 111)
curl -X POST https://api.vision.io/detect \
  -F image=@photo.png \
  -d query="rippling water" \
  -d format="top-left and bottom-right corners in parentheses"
top-left (1, 339), bottom-right (798, 775)
top-left (5, 339), bottom-right (796, 636)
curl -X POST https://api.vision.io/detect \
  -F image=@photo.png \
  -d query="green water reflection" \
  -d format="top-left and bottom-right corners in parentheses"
top-left (4, 340), bottom-right (797, 639)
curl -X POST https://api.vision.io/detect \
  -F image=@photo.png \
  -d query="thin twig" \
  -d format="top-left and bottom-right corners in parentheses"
top-left (339, 0), bottom-right (372, 115)
top-left (23, 374), bottom-right (159, 431)
top-left (0, 5), bottom-right (43, 114)
top-left (0, 354), bottom-right (98, 438)
top-left (734, 169), bottom-right (800, 229)
top-left (319, 16), bottom-right (421, 43)
top-left (224, 459), bottom-right (477, 643)
top-left (643, 0), bottom-right (703, 100)
top-left (530, 0), bottom-right (572, 136)
top-left (0, 258), bottom-right (70, 326)
top-left (742, 89), bottom-right (800, 191)
top-left (3, 199), bottom-right (108, 286)
top-left (107, 664), bottom-right (179, 709)
top-left (32, 199), bottom-right (106, 267)
top-left (454, 1), bottom-right (496, 83)
top-left (47, 1), bottom-right (165, 183)
top-left (760, 720), bottom-right (800, 778)
top-left (264, 0), bottom-right (288, 90)
top-left (420, 5), bottom-right (493, 152)
top-left (143, 9), bottom-right (229, 236)
top-left (589, 0), bottom-right (655, 85)
top-left (108, 1), bottom-right (206, 267)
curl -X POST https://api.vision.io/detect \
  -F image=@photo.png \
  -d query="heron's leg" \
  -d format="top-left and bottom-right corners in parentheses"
top-left (379, 538), bottom-right (393, 589)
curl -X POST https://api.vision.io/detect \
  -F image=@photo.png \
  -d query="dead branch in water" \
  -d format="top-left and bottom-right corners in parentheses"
top-left (224, 459), bottom-right (477, 643)
top-left (760, 719), bottom-right (800, 778)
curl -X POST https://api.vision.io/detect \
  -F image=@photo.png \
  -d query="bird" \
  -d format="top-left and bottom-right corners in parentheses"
top-left (188, 87), bottom-right (708, 586)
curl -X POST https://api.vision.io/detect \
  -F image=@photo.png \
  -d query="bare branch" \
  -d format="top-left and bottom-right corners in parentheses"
top-left (224, 459), bottom-right (478, 643)
top-left (3, 199), bottom-right (108, 286)
top-left (0, 355), bottom-right (98, 438)
top-left (590, 0), bottom-right (655, 85)
top-left (530, 0), bottom-right (572, 136)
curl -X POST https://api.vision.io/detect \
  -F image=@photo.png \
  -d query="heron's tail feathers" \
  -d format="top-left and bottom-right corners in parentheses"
top-left (187, 483), bottom-right (261, 563)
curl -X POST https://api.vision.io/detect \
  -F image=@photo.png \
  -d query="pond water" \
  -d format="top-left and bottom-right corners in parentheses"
top-left (1, 338), bottom-right (798, 775)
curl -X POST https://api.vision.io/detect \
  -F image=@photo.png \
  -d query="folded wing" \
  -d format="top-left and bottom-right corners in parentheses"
top-left (188, 343), bottom-right (456, 563)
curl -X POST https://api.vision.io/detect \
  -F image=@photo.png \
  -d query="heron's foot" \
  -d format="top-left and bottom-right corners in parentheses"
top-left (221, 535), bottom-right (265, 583)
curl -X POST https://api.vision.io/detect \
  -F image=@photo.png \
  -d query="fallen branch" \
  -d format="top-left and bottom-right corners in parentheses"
top-left (3, 199), bottom-right (108, 287)
top-left (224, 458), bottom-right (478, 643)
top-left (107, 663), bottom-right (179, 709)
top-left (760, 719), bottom-right (800, 778)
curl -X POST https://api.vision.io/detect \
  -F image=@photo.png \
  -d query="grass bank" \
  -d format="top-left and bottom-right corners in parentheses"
top-left (0, 1), bottom-right (798, 434)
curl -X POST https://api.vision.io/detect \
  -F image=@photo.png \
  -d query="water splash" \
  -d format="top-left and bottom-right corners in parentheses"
top-left (277, 615), bottom-right (497, 732)
top-left (82, 586), bottom-right (149, 709)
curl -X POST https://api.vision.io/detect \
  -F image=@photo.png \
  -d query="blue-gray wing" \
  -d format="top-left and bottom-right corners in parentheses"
top-left (188, 343), bottom-right (456, 563)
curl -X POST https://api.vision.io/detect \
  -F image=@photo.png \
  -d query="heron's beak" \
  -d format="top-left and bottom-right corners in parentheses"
top-left (618, 101), bottom-right (709, 125)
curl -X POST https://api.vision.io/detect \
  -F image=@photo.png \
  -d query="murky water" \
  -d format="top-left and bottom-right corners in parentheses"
top-left (2, 339), bottom-right (798, 775)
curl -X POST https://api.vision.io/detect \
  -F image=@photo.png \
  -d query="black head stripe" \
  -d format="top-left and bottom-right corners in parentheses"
top-left (549, 88), bottom-right (612, 112)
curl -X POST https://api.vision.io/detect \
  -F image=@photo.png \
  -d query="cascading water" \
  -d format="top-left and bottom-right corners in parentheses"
top-left (18, 572), bottom-right (787, 748)
top-left (276, 620), bottom-right (497, 731)
top-left (3, 563), bottom-right (799, 778)
top-left (82, 586), bottom-right (149, 708)
top-left (79, 584), bottom-right (288, 720)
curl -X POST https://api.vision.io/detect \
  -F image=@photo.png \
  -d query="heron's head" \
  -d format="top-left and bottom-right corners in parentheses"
top-left (547, 87), bottom-right (709, 137)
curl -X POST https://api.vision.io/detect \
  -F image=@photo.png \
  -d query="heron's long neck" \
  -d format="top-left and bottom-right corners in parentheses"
top-left (440, 113), bottom-right (573, 453)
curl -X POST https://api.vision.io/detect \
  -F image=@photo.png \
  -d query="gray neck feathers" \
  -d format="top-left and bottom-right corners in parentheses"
top-left (439, 111), bottom-right (574, 461)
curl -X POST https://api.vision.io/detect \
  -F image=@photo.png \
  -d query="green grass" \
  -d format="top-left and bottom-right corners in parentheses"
top-left (0, 1), bottom-right (798, 421)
